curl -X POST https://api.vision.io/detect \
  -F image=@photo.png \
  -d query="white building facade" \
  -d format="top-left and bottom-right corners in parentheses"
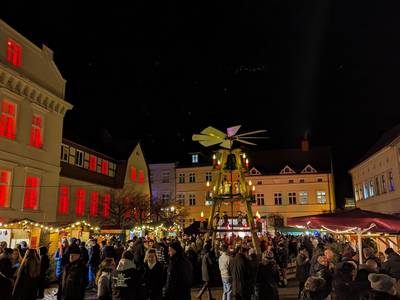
top-left (349, 127), bottom-right (400, 213)
top-left (0, 19), bottom-right (72, 223)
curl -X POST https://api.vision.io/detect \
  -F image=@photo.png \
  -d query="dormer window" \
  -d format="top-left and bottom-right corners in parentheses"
top-left (192, 154), bottom-right (199, 163)
top-left (7, 39), bottom-right (22, 67)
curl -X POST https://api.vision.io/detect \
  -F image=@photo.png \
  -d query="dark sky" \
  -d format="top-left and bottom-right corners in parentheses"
top-left (2, 1), bottom-right (400, 207)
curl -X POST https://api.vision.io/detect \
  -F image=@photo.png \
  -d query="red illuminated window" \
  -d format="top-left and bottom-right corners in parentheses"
top-left (130, 166), bottom-right (136, 182)
top-left (103, 194), bottom-right (110, 218)
top-left (30, 114), bottom-right (43, 148)
top-left (24, 176), bottom-right (40, 210)
top-left (101, 160), bottom-right (108, 175)
top-left (89, 155), bottom-right (97, 171)
top-left (0, 170), bottom-right (11, 207)
top-left (58, 186), bottom-right (69, 215)
top-left (0, 100), bottom-right (17, 140)
top-left (76, 189), bottom-right (86, 216)
top-left (139, 169), bottom-right (144, 184)
top-left (124, 197), bottom-right (131, 219)
top-left (89, 192), bottom-right (98, 216)
top-left (7, 39), bottom-right (22, 67)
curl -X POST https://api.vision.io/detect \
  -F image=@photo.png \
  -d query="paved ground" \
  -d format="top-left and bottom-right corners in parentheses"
top-left (41, 280), bottom-right (298, 300)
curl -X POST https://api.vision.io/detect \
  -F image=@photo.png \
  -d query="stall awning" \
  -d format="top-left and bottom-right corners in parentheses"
top-left (287, 208), bottom-right (400, 233)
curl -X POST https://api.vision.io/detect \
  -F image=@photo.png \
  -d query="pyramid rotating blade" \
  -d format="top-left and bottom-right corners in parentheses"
top-left (226, 125), bottom-right (241, 137)
top-left (235, 129), bottom-right (267, 137)
top-left (237, 136), bottom-right (269, 139)
top-left (201, 126), bottom-right (227, 139)
top-left (199, 138), bottom-right (224, 147)
top-left (235, 138), bottom-right (257, 146)
top-left (192, 134), bottom-right (210, 141)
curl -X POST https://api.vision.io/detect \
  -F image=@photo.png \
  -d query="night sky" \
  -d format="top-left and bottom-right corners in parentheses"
top-left (2, 1), bottom-right (400, 207)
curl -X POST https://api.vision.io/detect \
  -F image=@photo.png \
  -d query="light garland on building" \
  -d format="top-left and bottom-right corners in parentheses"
top-left (0, 219), bottom-right (100, 233)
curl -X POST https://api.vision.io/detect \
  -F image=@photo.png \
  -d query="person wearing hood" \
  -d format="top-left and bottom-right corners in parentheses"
top-left (162, 241), bottom-right (193, 300)
top-left (38, 246), bottom-right (50, 299)
top-left (61, 244), bottom-right (88, 300)
top-left (111, 250), bottom-right (140, 300)
top-left (231, 246), bottom-right (252, 300)
top-left (368, 273), bottom-right (398, 300)
top-left (333, 261), bottom-right (358, 300)
top-left (353, 260), bottom-right (378, 300)
top-left (97, 258), bottom-right (115, 300)
top-left (381, 248), bottom-right (400, 279)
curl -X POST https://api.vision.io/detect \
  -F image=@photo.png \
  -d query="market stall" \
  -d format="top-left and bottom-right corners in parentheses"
top-left (287, 208), bottom-right (400, 263)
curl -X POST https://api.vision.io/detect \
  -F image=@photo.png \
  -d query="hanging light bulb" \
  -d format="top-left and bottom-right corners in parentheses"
top-left (245, 158), bottom-right (249, 168)
top-left (243, 153), bottom-right (246, 159)
top-left (206, 181), bottom-right (210, 187)
top-left (249, 180), bottom-right (252, 186)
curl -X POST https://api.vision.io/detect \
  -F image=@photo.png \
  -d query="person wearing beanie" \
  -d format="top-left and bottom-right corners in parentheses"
top-left (382, 248), bottom-right (400, 280)
top-left (61, 244), bottom-right (88, 300)
top-left (162, 240), bottom-right (193, 300)
top-left (368, 273), bottom-right (397, 299)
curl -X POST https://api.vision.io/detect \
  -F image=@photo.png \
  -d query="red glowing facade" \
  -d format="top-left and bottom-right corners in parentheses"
top-left (0, 170), bottom-right (10, 208)
top-left (58, 186), bottom-right (69, 215)
top-left (7, 39), bottom-right (22, 67)
top-left (89, 155), bottom-right (97, 171)
top-left (30, 114), bottom-right (43, 148)
top-left (0, 99), bottom-right (16, 140)
top-left (24, 176), bottom-right (40, 209)
top-left (101, 160), bottom-right (108, 175)
top-left (89, 192), bottom-right (98, 216)
top-left (75, 188), bottom-right (86, 216)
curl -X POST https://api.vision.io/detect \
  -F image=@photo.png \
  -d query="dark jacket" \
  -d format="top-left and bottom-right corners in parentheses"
top-left (40, 254), bottom-right (50, 279)
top-left (102, 245), bottom-right (116, 261)
top-left (79, 245), bottom-right (89, 265)
top-left (353, 266), bottom-right (375, 300)
top-left (368, 290), bottom-right (398, 300)
top-left (162, 252), bottom-right (193, 300)
top-left (255, 260), bottom-right (279, 300)
top-left (0, 255), bottom-right (13, 300)
top-left (12, 264), bottom-right (40, 300)
top-left (111, 258), bottom-right (140, 300)
top-left (143, 261), bottom-right (164, 300)
top-left (231, 253), bottom-right (251, 299)
top-left (296, 253), bottom-right (310, 282)
top-left (61, 259), bottom-right (88, 300)
top-left (381, 252), bottom-right (400, 279)
top-left (132, 241), bottom-right (145, 270)
top-left (88, 243), bottom-right (101, 267)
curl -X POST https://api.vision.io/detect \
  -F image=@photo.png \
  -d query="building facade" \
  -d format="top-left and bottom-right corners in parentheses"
top-left (0, 19), bottom-right (72, 222)
top-left (175, 143), bottom-right (335, 226)
top-left (148, 162), bottom-right (176, 204)
top-left (349, 125), bottom-right (400, 213)
top-left (57, 139), bottom-right (151, 224)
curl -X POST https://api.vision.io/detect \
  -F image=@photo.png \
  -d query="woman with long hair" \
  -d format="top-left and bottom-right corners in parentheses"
top-left (11, 248), bottom-right (22, 276)
top-left (96, 258), bottom-right (115, 300)
top-left (12, 248), bottom-right (41, 300)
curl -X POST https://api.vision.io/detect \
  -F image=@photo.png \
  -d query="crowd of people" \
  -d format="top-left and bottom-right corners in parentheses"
top-left (0, 232), bottom-right (400, 300)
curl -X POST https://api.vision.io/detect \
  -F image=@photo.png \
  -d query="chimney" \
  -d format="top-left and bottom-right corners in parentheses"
top-left (301, 131), bottom-right (310, 152)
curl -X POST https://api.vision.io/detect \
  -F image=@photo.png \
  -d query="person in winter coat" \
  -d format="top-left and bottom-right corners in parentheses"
top-left (300, 276), bottom-right (326, 300)
top-left (111, 250), bottom-right (141, 300)
top-left (79, 241), bottom-right (89, 265)
top-left (143, 249), bottom-right (164, 300)
top-left (131, 238), bottom-right (145, 271)
top-left (96, 258), bottom-right (115, 300)
top-left (88, 238), bottom-right (101, 289)
top-left (12, 248), bottom-right (41, 300)
top-left (218, 244), bottom-right (232, 300)
top-left (61, 244), bottom-right (88, 300)
top-left (333, 261), bottom-right (358, 300)
top-left (55, 238), bottom-right (70, 300)
top-left (296, 246), bottom-right (310, 298)
top-left (196, 242), bottom-right (216, 300)
top-left (254, 251), bottom-right (279, 300)
top-left (276, 242), bottom-right (288, 287)
top-left (368, 273), bottom-right (398, 300)
top-left (0, 248), bottom-right (14, 300)
top-left (381, 248), bottom-right (400, 279)
top-left (352, 260), bottom-right (378, 300)
top-left (162, 241), bottom-right (193, 300)
top-left (230, 246), bottom-right (251, 300)
top-left (38, 246), bottom-right (50, 299)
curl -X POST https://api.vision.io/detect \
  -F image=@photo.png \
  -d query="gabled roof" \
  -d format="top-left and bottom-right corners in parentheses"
top-left (301, 164), bottom-right (317, 174)
top-left (249, 147), bottom-right (332, 175)
top-left (280, 165), bottom-right (296, 174)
